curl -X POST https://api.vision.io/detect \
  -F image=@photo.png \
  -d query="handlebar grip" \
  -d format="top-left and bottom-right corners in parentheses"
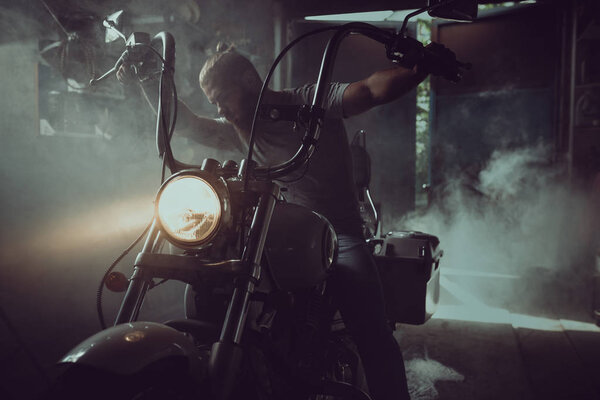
top-left (421, 44), bottom-right (470, 83)
top-left (386, 35), bottom-right (424, 69)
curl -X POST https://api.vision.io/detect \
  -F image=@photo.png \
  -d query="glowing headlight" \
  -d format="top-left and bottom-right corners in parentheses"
top-left (156, 175), bottom-right (223, 246)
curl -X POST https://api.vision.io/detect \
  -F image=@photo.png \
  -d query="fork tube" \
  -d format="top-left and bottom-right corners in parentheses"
top-left (221, 185), bottom-right (278, 343)
top-left (114, 219), bottom-right (160, 325)
top-left (209, 184), bottom-right (278, 399)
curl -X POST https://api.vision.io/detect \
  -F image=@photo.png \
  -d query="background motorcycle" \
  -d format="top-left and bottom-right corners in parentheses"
top-left (44, 1), bottom-right (473, 399)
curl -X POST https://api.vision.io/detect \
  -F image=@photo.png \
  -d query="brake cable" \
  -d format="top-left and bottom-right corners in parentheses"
top-left (96, 220), bottom-right (152, 329)
top-left (96, 41), bottom-right (177, 329)
top-left (243, 25), bottom-right (340, 191)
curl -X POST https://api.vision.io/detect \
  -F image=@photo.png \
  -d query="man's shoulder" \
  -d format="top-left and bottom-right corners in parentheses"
top-left (277, 83), bottom-right (349, 118)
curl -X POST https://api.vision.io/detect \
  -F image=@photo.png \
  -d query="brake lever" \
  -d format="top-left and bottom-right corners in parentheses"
top-left (89, 51), bottom-right (128, 87)
top-left (89, 32), bottom-right (153, 87)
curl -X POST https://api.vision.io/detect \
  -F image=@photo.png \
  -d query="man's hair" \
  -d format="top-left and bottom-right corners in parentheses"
top-left (199, 42), bottom-right (261, 90)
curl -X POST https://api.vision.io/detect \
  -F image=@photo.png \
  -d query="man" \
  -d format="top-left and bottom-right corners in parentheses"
top-left (120, 42), bottom-right (427, 400)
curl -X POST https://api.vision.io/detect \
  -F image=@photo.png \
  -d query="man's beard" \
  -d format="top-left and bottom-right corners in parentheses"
top-left (230, 114), bottom-right (253, 140)
top-left (230, 91), bottom-right (256, 138)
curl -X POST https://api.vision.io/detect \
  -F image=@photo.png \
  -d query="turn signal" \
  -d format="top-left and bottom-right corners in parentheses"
top-left (105, 272), bottom-right (129, 292)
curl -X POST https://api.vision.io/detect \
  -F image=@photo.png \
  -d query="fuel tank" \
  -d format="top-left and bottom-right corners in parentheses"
top-left (265, 202), bottom-right (337, 291)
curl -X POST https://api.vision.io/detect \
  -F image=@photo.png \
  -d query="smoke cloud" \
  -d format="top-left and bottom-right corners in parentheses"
top-left (406, 356), bottom-right (464, 400)
top-left (398, 143), bottom-right (595, 318)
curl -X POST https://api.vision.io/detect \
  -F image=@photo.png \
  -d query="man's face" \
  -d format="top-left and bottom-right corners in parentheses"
top-left (202, 80), bottom-right (255, 133)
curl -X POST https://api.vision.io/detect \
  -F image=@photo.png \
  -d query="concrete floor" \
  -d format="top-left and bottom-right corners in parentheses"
top-left (398, 271), bottom-right (600, 400)
top-left (399, 313), bottom-right (600, 400)
top-left (2, 271), bottom-right (600, 400)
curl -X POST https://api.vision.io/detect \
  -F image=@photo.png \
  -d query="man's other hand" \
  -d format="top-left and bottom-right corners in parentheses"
top-left (116, 64), bottom-right (138, 86)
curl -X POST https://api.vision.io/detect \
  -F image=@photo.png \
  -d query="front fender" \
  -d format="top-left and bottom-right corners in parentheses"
top-left (59, 321), bottom-right (204, 376)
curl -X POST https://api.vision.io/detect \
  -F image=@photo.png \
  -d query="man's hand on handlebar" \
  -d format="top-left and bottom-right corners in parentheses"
top-left (386, 33), bottom-right (469, 83)
top-left (116, 64), bottom-right (138, 86)
top-left (420, 42), bottom-right (456, 74)
top-left (419, 42), bottom-right (471, 83)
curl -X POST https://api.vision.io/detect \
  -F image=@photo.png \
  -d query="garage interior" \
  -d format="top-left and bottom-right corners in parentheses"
top-left (0, 0), bottom-right (599, 399)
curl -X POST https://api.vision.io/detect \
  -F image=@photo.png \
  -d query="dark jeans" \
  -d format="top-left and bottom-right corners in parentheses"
top-left (330, 234), bottom-right (411, 400)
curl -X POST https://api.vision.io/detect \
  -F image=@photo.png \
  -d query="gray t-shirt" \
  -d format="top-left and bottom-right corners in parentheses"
top-left (215, 83), bottom-right (363, 235)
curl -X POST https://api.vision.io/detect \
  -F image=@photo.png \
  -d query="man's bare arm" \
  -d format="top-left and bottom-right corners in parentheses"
top-left (175, 100), bottom-right (231, 147)
top-left (118, 65), bottom-right (235, 149)
top-left (342, 65), bottom-right (427, 117)
top-left (138, 84), bottom-right (236, 149)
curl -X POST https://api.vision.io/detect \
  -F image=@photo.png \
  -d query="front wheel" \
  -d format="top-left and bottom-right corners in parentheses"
top-left (43, 357), bottom-right (202, 400)
top-left (306, 333), bottom-right (371, 400)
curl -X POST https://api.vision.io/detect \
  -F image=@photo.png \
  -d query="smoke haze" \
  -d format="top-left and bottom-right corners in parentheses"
top-left (0, 1), bottom-right (278, 383)
top-left (398, 144), bottom-right (595, 318)
top-left (1, 3), bottom-right (598, 400)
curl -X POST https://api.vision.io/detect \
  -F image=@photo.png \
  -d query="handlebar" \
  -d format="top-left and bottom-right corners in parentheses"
top-left (251, 23), bottom-right (394, 181)
top-left (93, 21), bottom-right (469, 182)
top-left (252, 22), bottom-right (469, 179)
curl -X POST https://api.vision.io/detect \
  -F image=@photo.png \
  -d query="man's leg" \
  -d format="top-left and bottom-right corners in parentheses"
top-left (331, 234), bottom-right (411, 400)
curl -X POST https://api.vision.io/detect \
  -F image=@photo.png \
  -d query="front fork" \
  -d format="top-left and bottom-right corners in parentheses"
top-left (209, 183), bottom-right (279, 399)
top-left (114, 219), bottom-right (163, 325)
top-left (114, 182), bottom-right (279, 400)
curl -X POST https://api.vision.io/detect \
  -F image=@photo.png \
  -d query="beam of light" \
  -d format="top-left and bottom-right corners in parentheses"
top-left (439, 275), bottom-right (488, 307)
top-left (478, 1), bottom-right (537, 12)
top-left (305, 10), bottom-right (394, 22)
top-left (559, 319), bottom-right (600, 333)
top-left (433, 276), bottom-right (600, 333)
top-left (0, 196), bottom-right (154, 263)
top-left (441, 268), bottom-right (520, 280)
top-left (433, 304), bottom-right (512, 325)
top-left (435, 305), bottom-right (600, 334)
top-left (304, 9), bottom-right (434, 23)
top-left (510, 313), bottom-right (567, 332)
top-left (304, 2), bottom-right (539, 24)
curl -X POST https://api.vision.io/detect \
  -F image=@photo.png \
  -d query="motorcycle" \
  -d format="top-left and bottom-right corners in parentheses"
top-left (44, 1), bottom-right (472, 399)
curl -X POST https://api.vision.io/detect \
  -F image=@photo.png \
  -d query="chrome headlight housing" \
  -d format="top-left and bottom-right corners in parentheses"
top-left (155, 170), bottom-right (230, 248)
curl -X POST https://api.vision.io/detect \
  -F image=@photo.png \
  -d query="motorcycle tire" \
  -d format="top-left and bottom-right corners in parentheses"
top-left (314, 334), bottom-right (371, 400)
top-left (42, 356), bottom-right (199, 400)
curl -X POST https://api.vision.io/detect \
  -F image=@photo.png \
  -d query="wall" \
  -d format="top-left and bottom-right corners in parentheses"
top-left (404, 3), bottom-right (598, 333)
top-left (430, 4), bottom-right (560, 187)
